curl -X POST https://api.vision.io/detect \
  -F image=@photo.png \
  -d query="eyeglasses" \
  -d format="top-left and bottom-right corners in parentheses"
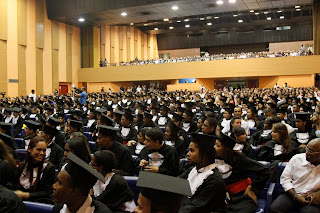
top-left (306, 146), bottom-right (320, 154)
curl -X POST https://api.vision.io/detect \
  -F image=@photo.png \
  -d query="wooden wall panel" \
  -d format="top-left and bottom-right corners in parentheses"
top-left (66, 25), bottom-right (73, 82)
top-left (105, 26), bottom-right (111, 65)
top-left (119, 27), bottom-right (124, 63)
top-left (36, 48), bottom-right (43, 94)
top-left (93, 27), bottom-right (100, 68)
top-left (141, 32), bottom-right (144, 60)
top-left (110, 26), bottom-right (115, 64)
top-left (0, 0), bottom-right (7, 41)
top-left (122, 26), bottom-right (127, 63)
top-left (35, 0), bottom-right (44, 48)
top-left (43, 2), bottom-right (52, 95)
top-left (52, 49), bottom-right (59, 91)
top-left (80, 27), bottom-right (93, 68)
top-left (100, 26), bottom-right (105, 60)
top-left (52, 21), bottom-right (59, 50)
top-left (72, 26), bottom-right (81, 86)
top-left (17, 0), bottom-right (27, 46)
top-left (114, 26), bottom-right (119, 65)
top-left (143, 34), bottom-right (148, 60)
top-left (137, 30), bottom-right (141, 59)
top-left (134, 28), bottom-right (138, 59)
top-left (130, 27), bottom-right (134, 61)
top-left (18, 45), bottom-right (26, 96)
top-left (126, 27), bottom-right (131, 62)
top-left (0, 41), bottom-right (7, 94)
top-left (59, 23), bottom-right (67, 82)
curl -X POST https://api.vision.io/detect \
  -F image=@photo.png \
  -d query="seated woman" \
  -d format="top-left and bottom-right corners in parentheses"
top-left (214, 133), bottom-right (269, 213)
top-left (179, 133), bottom-right (227, 212)
top-left (225, 117), bottom-right (242, 138)
top-left (14, 136), bottom-right (56, 203)
top-left (127, 127), bottom-right (146, 157)
top-left (233, 127), bottom-right (253, 158)
top-left (195, 116), bottom-right (206, 133)
top-left (91, 150), bottom-right (136, 212)
top-left (164, 121), bottom-right (188, 159)
top-left (249, 117), bottom-right (278, 146)
top-left (290, 112), bottom-right (316, 153)
top-left (58, 132), bottom-right (92, 171)
top-left (258, 122), bottom-right (294, 162)
top-left (0, 139), bottom-right (17, 188)
top-left (244, 108), bottom-right (258, 130)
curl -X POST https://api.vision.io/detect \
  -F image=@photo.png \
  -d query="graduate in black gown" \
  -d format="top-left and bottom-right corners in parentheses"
top-left (137, 127), bottom-right (179, 176)
top-left (15, 136), bottom-right (56, 203)
top-left (0, 185), bottom-right (28, 213)
top-left (52, 153), bottom-right (112, 213)
top-left (141, 111), bottom-right (158, 129)
top-left (155, 105), bottom-right (170, 126)
top-left (182, 110), bottom-right (197, 134)
top-left (46, 117), bottom-right (66, 149)
top-left (164, 121), bottom-right (188, 159)
top-left (96, 125), bottom-right (135, 176)
top-left (233, 126), bottom-right (253, 158)
top-left (115, 110), bottom-right (138, 145)
top-left (22, 120), bottom-right (41, 149)
top-left (0, 139), bottom-right (17, 189)
top-left (258, 122), bottom-right (295, 162)
top-left (214, 133), bottom-right (269, 213)
top-left (12, 107), bottom-right (24, 137)
top-left (179, 133), bottom-right (227, 213)
top-left (92, 150), bottom-right (135, 212)
top-left (128, 127), bottom-right (146, 157)
top-left (40, 125), bottom-right (64, 168)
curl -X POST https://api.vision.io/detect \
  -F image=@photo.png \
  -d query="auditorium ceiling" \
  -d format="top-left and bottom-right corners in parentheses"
top-left (46, 0), bottom-right (313, 34)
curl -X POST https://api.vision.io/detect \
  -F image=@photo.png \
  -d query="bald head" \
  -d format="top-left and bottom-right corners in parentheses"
top-left (306, 138), bottom-right (320, 166)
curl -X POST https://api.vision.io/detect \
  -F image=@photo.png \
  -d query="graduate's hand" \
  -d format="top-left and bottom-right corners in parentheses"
top-left (215, 126), bottom-right (221, 136)
top-left (14, 190), bottom-right (30, 200)
top-left (127, 140), bottom-right (136, 147)
top-left (307, 191), bottom-right (320, 206)
top-left (144, 165), bottom-right (159, 173)
top-left (294, 194), bottom-right (310, 204)
top-left (225, 192), bottom-right (230, 204)
top-left (243, 185), bottom-right (257, 205)
top-left (139, 160), bottom-right (148, 168)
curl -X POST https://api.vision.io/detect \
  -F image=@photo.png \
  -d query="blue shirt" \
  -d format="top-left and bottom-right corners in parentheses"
top-left (79, 91), bottom-right (87, 105)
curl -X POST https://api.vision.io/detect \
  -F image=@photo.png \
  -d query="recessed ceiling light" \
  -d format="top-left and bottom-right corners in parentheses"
top-left (172, 5), bottom-right (178, 10)
top-left (207, 22), bottom-right (212, 25)
top-left (144, 23), bottom-right (148, 26)
top-left (169, 26), bottom-right (174, 29)
top-left (214, 17), bottom-right (219, 19)
top-left (200, 17), bottom-right (205, 20)
top-left (238, 19), bottom-right (243, 23)
top-left (229, 0), bottom-right (236, 3)
top-left (255, 12), bottom-right (259, 15)
top-left (130, 23), bottom-right (134, 25)
top-left (154, 28), bottom-right (158, 30)
top-left (280, 16), bottom-right (284, 19)
top-left (295, 5), bottom-right (300, 8)
top-left (177, 20), bottom-right (181, 23)
top-left (233, 14), bottom-right (238, 17)
top-left (78, 18), bottom-right (85, 22)
top-left (185, 24), bottom-right (190, 28)
top-left (250, 10), bottom-right (254, 13)
top-left (277, 10), bottom-right (282, 13)
top-left (206, 16), bottom-right (212, 19)
top-left (164, 18), bottom-right (169, 21)
top-left (267, 17), bottom-right (271, 20)
top-left (184, 19), bottom-right (189, 22)
top-left (216, 0), bottom-right (223, 5)
top-left (121, 12), bottom-right (127, 16)
top-left (264, 11), bottom-right (269, 14)
top-left (296, 8), bottom-right (301, 11)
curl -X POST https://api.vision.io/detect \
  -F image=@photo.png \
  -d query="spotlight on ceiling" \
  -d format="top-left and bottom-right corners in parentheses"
top-left (130, 23), bottom-right (134, 25)
top-left (177, 20), bottom-right (182, 22)
top-left (121, 12), bottom-right (127, 16)
top-left (164, 18), bottom-right (169, 21)
top-left (277, 10), bottom-right (282, 13)
top-left (280, 16), bottom-right (284, 19)
top-left (144, 23), bottom-right (148, 26)
top-left (216, 0), bottom-right (223, 5)
top-left (233, 14), bottom-right (238, 17)
top-left (78, 18), bottom-right (85, 22)
top-left (154, 28), bottom-right (158, 30)
top-left (185, 24), bottom-right (190, 28)
top-left (229, 0), bottom-right (236, 3)
top-left (255, 12), bottom-right (259, 15)
top-left (214, 17), bottom-right (219, 19)
top-left (200, 17), bottom-right (205, 20)
top-left (249, 10), bottom-right (254, 12)
top-left (238, 19), bottom-right (243, 23)
top-left (172, 5), bottom-right (178, 10)
top-left (207, 22), bottom-right (212, 25)
top-left (184, 19), bottom-right (189, 22)
top-left (264, 11), bottom-right (269, 14)
top-left (296, 8), bottom-right (301, 11)
top-left (295, 5), bottom-right (300, 8)
top-left (267, 17), bottom-right (271, 20)
top-left (169, 26), bottom-right (174, 29)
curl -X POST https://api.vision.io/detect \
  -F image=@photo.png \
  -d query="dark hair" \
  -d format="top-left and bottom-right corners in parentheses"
top-left (66, 133), bottom-right (91, 163)
top-left (165, 124), bottom-right (179, 142)
top-left (218, 140), bottom-right (235, 165)
top-left (233, 126), bottom-right (246, 137)
top-left (22, 136), bottom-right (47, 191)
top-left (197, 140), bottom-right (216, 166)
top-left (138, 128), bottom-right (148, 136)
top-left (206, 117), bottom-right (218, 129)
top-left (229, 116), bottom-right (241, 132)
top-left (145, 128), bottom-right (164, 144)
top-left (0, 139), bottom-right (17, 185)
top-left (94, 150), bottom-right (117, 174)
top-left (272, 123), bottom-right (291, 154)
top-left (205, 111), bottom-right (214, 118)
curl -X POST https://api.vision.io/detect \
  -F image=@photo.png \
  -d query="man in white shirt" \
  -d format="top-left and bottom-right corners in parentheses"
top-left (28, 89), bottom-right (36, 102)
top-left (233, 106), bottom-right (250, 135)
top-left (269, 138), bottom-right (320, 212)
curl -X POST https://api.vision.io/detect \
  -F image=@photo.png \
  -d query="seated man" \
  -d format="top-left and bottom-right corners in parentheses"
top-left (269, 138), bottom-right (320, 213)
top-left (137, 127), bottom-right (179, 176)
top-left (52, 153), bottom-right (112, 213)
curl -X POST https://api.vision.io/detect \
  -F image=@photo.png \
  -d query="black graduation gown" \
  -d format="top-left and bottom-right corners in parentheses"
top-left (47, 142), bottom-right (64, 168)
top-left (17, 162), bottom-right (56, 202)
top-left (258, 140), bottom-right (294, 162)
top-left (179, 167), bottom-right (227, 213)
top-left (155, 116), bottom-right (169, 126)
top-left (168, 138), bottom-right (188, 159)
top-left (248, 130), bottom-right (272, 146)
top-left (54, 131), bottom-right (66, 149)
top-left (52, 199), bottom-right (112, 213)
top-left (88, 120), bottom-right (98, 133)
top-left (99, 141), bottom-right (135, 176)
top-left (289, 129), bottom-right (316, 153)
top-left (140, 121), bottom-right (158, 129)
top-left (137, 144), bottom-right (179, 176)
top-left (115, 125), bottom-right (138, 144)
top-left (94, 174), bottom-right (134, 212)
top-left (22, 134), bottom-right (37, 150)
top-left (0, 159), bottom-right (16, 187)
top-left (286, 113), bottom-right (296, 128)
top-left (223, 153), bottom-right (269, 213)
top-left (241, 142), bottom-right (253, 159)
top-left (0, 185), bottom-right (29, 213)
top-left (13, 117), bottom-right (24, 136)
top-left (182, 121), bottom-right (197, 134)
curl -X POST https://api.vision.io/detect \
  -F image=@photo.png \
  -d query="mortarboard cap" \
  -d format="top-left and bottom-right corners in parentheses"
top-left (24, 120), bottom-right (41, 132)
top-left (276, 107), bottom-right (287, 114)
top-left (47, 117), bottom-right (61, 127)
top-left (0, 122), bottom-right (12, 132)
top-left (137, 171), bottom-right (192, 204)
top-left (172, 113), bottom-right (183, 122)
top-left (190, 132), bottom-right (219, 145)
top-left (166, 121), bottom-right (180, 132)
top-left (100, 114), bottom-right (114, 126)
top-left (294, 112), bottom-right (311, 121)
top-left (42, 124), bottom-right (58, 136)
top-left (218, 133), bottom-right (237, 149)
top-left (98, 125), bottom-right (118, 138)
top-left (69, 119), bottom-right (83, 130)
top-left (0, 112), bottom-right (4, 121)
top-left (266, 102), bottom-right (276, 109)
top-left (184, 109), bottom-right (194, 117)
top-left (0, 132), bottom-right (12, 146)
top-left (143, 111), bottom-right (153, 119)
top-left (12, 107), bottom-right (22, 113)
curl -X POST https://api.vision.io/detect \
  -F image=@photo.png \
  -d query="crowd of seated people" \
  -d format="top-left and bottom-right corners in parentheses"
top-left (119, 48), bottom-right (313, 66)
top-left (0, 85), bottom-right (320, 212)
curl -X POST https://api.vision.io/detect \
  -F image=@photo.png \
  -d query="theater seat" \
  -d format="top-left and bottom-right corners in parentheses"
top-left (84, 126), bottom-right (89, 132)
top-left (83, 132), bottom-right (92, 141)
top-left (64, 114), bottom-right (71, 123)
top-left (88, 141), bottom-right (95, 154)
top-left (124, 176), bottom-right (140, 204)
top-left (160, 127), bottom-right (165, 133)
top-left (16, 149), bottom-right (27, 162)
top-left (15, 138), bottom-right (24, 149)
top-left (23, 201), bottom-right (53, 213)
